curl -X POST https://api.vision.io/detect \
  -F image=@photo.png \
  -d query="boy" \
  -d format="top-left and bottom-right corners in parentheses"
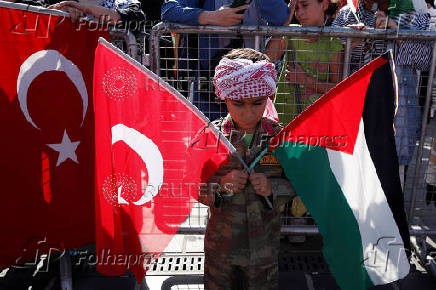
top-left (197, 48), bottom-right (295, 289)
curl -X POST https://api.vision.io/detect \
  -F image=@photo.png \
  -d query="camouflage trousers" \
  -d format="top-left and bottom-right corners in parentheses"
top-left (203, 254), bottom-right (278, 290)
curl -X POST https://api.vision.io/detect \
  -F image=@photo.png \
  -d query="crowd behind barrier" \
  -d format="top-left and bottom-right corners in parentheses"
top-left (106, 22), bottom-right (436, 282)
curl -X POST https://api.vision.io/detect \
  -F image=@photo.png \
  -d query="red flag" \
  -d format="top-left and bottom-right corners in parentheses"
top-left (0, 3), bottom-right (108, 269)
top-left (93, 39), bottom-right (233, 281)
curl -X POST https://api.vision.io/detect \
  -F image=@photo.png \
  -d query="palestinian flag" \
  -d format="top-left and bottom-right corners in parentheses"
top-left (269, 53), bottom-right (410, 289)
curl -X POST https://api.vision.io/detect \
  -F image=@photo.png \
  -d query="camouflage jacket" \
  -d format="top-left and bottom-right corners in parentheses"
top-left (198, 115), bottom-right (295, 267)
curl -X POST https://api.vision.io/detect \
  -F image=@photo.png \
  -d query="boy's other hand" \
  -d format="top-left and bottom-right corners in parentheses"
top-left (221, 169), bottom-right (249, 194)
top-left (249, 170), bottom-right (272, 197)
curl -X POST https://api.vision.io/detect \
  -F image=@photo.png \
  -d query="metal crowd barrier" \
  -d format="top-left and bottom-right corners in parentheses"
top-left (109, 29), bottom-right (139, 62)
top-left (146, 23), bottom-right (436, 248)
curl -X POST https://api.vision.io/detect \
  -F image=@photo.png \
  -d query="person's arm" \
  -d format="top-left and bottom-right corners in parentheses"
top-left (161, 0), bottom-right (248, 26)
top-left (265, 36), bottom-right (287, 62)
top-left (49, 1), bottom-right (121, 23)
top-left (161, 0), bottom-right (205, 25)
top-left (255, 0), bottom-right (290, 26)
top-left (198, 5), bottom-right (248, 25)
top-left (328, 50), bottom-right (344, 85)
top-left (264, 0), bottom-right (296, 62)
top-left (285, 49), bottom-right (344, 95)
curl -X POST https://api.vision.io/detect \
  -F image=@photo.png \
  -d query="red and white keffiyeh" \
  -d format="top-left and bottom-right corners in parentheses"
top-left (213, 58), bottom-right (277, 100)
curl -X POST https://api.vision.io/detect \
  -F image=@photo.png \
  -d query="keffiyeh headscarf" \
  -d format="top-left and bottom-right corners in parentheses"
top-left (213, 58), bottom-right (277, 100)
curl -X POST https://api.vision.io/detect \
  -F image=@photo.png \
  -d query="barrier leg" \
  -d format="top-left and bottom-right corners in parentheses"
top-left (60, 251), bottom-right (72, 290)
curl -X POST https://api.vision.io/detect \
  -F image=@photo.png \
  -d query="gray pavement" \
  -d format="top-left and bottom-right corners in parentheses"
top-left (1, 235), bottom-right (435, 289)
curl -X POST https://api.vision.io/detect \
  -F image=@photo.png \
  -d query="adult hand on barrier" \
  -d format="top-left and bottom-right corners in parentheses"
top-left (48, 2), bottom-right (84, 23)
top-left (375, 11), bottom-right (397, 30)
top-left (49, 1), bottom-right (121, 24)
top-left (345, 23), bottom-right (365, 48)
top-left (221, 169), bottom-right (249, 194)
top-left (198, 5), bottom-right (249, 26)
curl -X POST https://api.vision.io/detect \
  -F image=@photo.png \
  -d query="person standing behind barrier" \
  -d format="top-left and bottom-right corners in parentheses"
top-left (332, 0), bottom-right (390, 73)
top-left (195, 48), bottom-right (294, 289)
top-left (425, 0), bottom-right (436, 29)
top-left (264, 0), bottom-right (342, 244)
top-left (161, 0), bottom-right (291, 120)
top-left (265, 0), bottom-right (344, 125)
top-left (375, 4), bottom-right (433, 183)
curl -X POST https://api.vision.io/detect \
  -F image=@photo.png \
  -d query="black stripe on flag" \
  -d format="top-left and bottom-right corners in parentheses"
top-left (361, 52), bottom-right (411, 257)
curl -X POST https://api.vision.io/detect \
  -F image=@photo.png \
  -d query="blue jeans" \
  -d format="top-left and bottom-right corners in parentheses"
top-left (394, 66), bottom-right (422, 165)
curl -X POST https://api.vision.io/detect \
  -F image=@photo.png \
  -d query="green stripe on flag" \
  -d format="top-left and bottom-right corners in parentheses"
top-left (273, 142), bottom-right (374, 290)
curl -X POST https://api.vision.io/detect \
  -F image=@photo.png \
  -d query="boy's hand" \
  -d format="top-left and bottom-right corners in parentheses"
top-left (249, 170), bottom-right (272, 197)
top-left (221, 169), bottom-right (249, 194)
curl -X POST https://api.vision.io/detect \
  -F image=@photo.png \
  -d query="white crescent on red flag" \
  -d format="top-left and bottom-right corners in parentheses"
top-left (0, 2), bottom-right (108, 269)
top-left (93, 39), bottom-right (234, 281)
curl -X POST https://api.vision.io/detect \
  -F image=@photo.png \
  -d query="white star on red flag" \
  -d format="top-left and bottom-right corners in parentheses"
top-left (47, 130), bottom-right (80, 167)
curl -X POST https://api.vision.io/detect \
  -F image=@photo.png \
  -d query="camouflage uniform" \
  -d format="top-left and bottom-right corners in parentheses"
top-left (198, 115), bottom-right (295, 290)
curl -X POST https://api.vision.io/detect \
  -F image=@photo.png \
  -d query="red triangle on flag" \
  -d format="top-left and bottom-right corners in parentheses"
top-left (270, 57), bottom-right (387, 155)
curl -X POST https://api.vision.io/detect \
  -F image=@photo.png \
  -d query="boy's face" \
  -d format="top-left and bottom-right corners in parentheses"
top-left (225, 96), bottom-right (268, 133)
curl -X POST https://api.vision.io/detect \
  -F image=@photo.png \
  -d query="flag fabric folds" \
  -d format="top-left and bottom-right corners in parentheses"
top-left (0, 3), bottom-right (106, 270)
top-left (269, 53), bottom-right (410, 290)
top-left (93, 38), bottom-right (234, 281)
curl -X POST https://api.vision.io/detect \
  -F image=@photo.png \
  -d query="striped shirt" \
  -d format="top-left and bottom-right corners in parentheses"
top-left (332, 2), bottom-right (387, 74)
top-left (391, 11), bottom-right (433, 71)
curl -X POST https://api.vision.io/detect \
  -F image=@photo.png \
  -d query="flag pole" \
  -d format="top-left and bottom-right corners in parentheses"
top-left (234, 149), bottom-right (273, 209)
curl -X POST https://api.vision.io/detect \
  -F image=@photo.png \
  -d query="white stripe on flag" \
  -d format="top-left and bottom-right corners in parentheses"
top-left (326, 120), bottom-right (410, 285)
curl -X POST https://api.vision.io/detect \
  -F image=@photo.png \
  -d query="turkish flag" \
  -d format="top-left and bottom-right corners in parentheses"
top-left (93, 39), bottom-right (233, 281)
top-left (0, 4), bottom-right (108, 269)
